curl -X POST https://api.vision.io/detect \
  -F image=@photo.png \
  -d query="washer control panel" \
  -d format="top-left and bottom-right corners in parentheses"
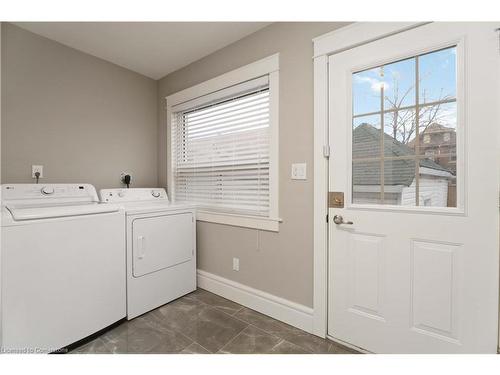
top-left (100, 188), bottom-right (168, 203)
top-left (41, 186), bottom-right (55, 195)
top-left (1, 184), bottom-right (98, 202)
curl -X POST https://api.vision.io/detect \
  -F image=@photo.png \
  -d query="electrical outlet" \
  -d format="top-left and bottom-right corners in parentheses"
top-left (120, 171), bottom-right (131, 184)
top-left (291, 163), bottom-right (307, 180)
top-left (32, 165), bottom-right (44, 179)
top-left (232, 257), bottom-right (240, 271)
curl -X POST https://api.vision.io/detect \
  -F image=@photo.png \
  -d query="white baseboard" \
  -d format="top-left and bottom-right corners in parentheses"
top-left (197, 269), bottom-right (314, 333)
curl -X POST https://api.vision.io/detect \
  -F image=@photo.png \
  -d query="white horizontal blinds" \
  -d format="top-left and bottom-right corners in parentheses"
top-left (172, 77), bottom-right (271, 216)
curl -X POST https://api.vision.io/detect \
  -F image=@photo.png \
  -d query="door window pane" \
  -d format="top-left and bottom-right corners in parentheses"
top-left (416, 101), bottom-right (457, 197)
top-left (351, 47), bottom-right (458, 208)
top-left (419, 47), bottom-right (456, 104)
top-left (352, 160), bottom-right (382, 204)
top-left (352, 68), bottom-right (385, 116)
top-left (352, 159), bottom-right (422, 206)
top-left (382, 57), bottom-right (416, 111)
top-left (353, 115), bottom-right (381, 159)
top-left (383, 109), bottom-right (417, 156)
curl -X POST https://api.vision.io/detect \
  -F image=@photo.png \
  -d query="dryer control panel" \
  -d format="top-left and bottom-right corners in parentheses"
top-left (100, 188), bottom-right (168, 203)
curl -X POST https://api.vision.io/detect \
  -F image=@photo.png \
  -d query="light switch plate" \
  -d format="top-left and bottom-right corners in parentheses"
top-left (291, 163), bottom-right (307, 180)
top-left (32, 165), bottom-right (44, 178)
top-left (232, 257), bottom-right (240, 271)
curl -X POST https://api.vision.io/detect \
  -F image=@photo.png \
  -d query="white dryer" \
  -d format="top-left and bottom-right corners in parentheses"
top-left (99, 188), bottom-right (196, 319)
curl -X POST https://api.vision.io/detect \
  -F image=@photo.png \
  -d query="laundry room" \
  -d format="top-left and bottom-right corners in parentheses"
top-left (1, 1), bottom-right (500, 374)
top-left (1, 20), bottom-right (346, 355)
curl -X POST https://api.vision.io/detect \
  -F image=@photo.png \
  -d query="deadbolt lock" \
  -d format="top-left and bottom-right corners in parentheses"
top-left (328, 192), bottom-right (344, 208)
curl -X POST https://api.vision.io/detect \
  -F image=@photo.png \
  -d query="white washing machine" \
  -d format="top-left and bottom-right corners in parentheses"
top-left (99, 188), bottom-right (196, 319)
top-left (1, 184), bottom-right (126, 352)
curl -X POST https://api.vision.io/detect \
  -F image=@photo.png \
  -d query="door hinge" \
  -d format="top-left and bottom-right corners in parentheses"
top-left (496, 28), bottom-right (500, 54)
top-left (323, 145), bottom-right (330, 158)
top-left (326, 214), bottom-right (329, 223)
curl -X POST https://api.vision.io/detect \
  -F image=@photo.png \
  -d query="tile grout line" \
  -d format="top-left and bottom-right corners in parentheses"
top-left (190, 295), bottom-right (290, 350)
top-left (231, 306), bottom-right (245, 316)
top-left (178, 292), bottom-right (345, 354)
top-left (141, 313), bottom-right (196, 352)
top-left (180, 292), bottom-right (251, 353)
top-left (189, 292), bottom-right (319, 353)
top-left (269, 339), bottom-right (286, 353)
top-left (216, 325), bottom-right (252, 354)
top-left (246, 322), bottom-right (284, 341)
top-left (188, 292), bottom-right (252, 326)
top-left (151, 293), bottom-right (216, 349)
top-left (211, 304), bottom-right (315, 352)
top-left (276, 339), bottom-right (314, 354)
top-left (186, 293), bottom-right (267, 329)
top-left (187, 341), bottom-right (213, 354)
top-left (75, 291), bottom-right (348, 354)
top-left (190, 290), bottom-right (245, 317)
top-left (225, 315), bottom-right (326, 354)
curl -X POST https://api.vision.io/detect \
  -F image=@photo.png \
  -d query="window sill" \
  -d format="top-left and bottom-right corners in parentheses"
top-left (196, 210), bottom-right (282, 232)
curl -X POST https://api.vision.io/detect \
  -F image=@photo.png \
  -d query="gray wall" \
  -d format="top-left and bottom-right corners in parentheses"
top-left (1, 21), bottom-right (349, 308)
top-left (158, 22), bottom-right (349, 307)
top-left (1, 23), bottom-right (158, 190)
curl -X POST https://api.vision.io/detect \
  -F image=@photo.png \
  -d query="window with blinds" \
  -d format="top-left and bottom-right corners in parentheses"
top-left (171, 77), bottom-right (271, 217)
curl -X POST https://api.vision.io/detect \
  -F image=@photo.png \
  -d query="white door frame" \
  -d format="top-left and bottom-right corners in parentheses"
top-left (312, 22), bottom-right (436, 339)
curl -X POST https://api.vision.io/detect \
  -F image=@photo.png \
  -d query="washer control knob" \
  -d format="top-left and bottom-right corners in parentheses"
top-left (118, 191), bottom-right (125, 197)
top-left (41, 186), bottom-right (55, 195)
top-left (151, 190), bottom-right (161, 198)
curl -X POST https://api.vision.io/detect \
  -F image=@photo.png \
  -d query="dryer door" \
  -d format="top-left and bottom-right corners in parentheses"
top-left (132, 212), bottom-right (194, 277)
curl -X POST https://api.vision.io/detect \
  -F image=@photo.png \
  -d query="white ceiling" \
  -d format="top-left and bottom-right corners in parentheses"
top-left (14, 22), bottom-right (271, 80)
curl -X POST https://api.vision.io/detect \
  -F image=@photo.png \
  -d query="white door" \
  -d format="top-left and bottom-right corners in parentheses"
top-left (327, 23), bottom-right (499, 353)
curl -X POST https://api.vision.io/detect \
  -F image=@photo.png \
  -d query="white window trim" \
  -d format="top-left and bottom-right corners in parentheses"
top-left (166, 53), bottom-right (280, 232)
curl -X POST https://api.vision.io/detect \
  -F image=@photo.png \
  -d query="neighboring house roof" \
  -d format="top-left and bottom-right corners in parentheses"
top-left (353, 124), bottom-right (452, 187)
top-left (420, 122), bottom-right (454, 134)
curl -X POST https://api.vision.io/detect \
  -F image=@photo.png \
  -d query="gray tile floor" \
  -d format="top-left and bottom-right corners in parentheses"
top-left (71, 288), bottom-right (359, 354)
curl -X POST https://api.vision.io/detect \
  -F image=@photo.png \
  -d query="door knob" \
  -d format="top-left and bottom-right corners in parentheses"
top-left (333, 215), bottom-right (353, 225)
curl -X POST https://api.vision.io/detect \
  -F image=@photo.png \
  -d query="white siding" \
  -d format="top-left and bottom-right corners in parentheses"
top-left (352, 192), bottom-right (399, 205)
top-left (353, 177), bottom-right (449, 206)
top-left (401, 177), bottom-right (449, 207)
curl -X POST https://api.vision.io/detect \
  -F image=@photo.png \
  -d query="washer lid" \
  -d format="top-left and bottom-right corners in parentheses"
top-left (6, 203), bottom-right (119, 221)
